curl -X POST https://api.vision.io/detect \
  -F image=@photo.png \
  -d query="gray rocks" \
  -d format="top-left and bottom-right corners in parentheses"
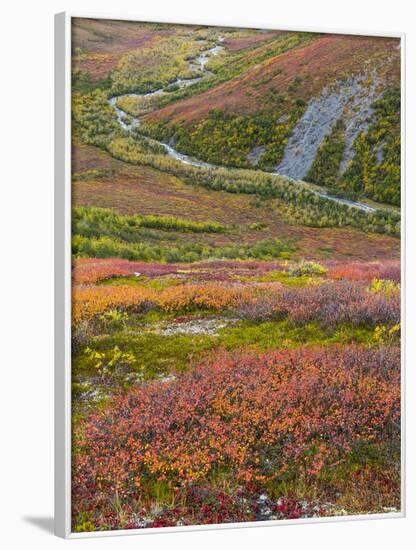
top-left (158, 318), bottom-right (233, 336)
top-left (247, 145), bottom-right (266, 165)
top-left (276, 72), bottom-right (384, 179)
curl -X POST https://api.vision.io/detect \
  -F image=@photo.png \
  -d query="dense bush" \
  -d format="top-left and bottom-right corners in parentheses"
top-left (368, 278), bottom-right (401, 297)
top-left (236, 280), bottom-right (400, 329)
top-left (72, 258), bottom-right (181, 285)
top-left (339, 88), bottom-right (401, 206)
top-left (72, 283), bottom-right (255, 325)
top-left (306, 119), bottom-right (346, 187)
top-left (236, 293), bottom-right (281, 322)
top-left (72, 345), bottom-right (400, 530)
top-left (72, 90), bottom-right (120, 146)
top-left (73, 206), bottom-right (229, 239)
top-left (72, 68), bottom-right (112, 94)
top-left (143, 105), bottom-right (306, 170)
top-left (288, 260), bottom-right (327, 277)
top-left (279, 281), bottom-right (400, 328)
top-left (72, 231), bottom-right (295, 264)
top-left (327, 260), bottom-right (401, 282)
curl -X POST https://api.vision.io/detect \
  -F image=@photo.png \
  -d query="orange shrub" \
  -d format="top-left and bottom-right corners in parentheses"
top-left (72, 283), bottom-right (259, 325)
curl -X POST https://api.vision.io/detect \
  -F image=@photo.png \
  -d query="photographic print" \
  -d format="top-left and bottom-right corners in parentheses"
top-left (69, 17), bottom-right (401, 533)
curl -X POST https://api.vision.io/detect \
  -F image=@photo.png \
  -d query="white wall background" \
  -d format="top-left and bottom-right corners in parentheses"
top-left (0, 0), bottom-right (414, 547)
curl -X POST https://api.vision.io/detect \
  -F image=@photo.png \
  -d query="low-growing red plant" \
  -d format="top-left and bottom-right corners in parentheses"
top-left (327, 260), bottom-right (400, 283)
top-left (73, 258), bottom-right (180, 285)
top-left (279, 281), bottom-right (400, 327)
top-left (72, 345), bottom-right (400, 530)
top-left (235, 280), bottom-right (400, 328)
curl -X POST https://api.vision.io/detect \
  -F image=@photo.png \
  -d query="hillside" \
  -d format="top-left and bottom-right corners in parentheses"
top-left (72, 18), bottom-right (205, 86)
top-left (144, 34), bottom-right (399, 122)
top-left (139, 33), bottom-right (400, 204)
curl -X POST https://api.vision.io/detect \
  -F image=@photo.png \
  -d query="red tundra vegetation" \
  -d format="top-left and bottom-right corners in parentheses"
top-left (70, 19), bottom-right (401, 533)
top-left (73, 345), bottom-right (400, 530)
top-left (145, 35), bottom-right (399, 125)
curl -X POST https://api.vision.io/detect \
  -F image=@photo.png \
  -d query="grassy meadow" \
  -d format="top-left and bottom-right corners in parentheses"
top-left (70, 19), bottom-right (401, 532)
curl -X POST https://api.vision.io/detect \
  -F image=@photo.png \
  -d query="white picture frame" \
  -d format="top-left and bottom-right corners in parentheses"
top-left (55, 12), bottom-right (406, 538)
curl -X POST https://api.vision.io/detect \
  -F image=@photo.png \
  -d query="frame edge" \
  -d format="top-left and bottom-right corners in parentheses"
top-left (56, 14), bottom-right (405, 538)
top-left (54, 11), bottom-right (71, 539)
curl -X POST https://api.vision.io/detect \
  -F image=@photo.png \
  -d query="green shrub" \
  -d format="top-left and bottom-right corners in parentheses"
top-left (306, 119), bottom-right (346, 187)
top-left (339, 88), bottom-right (401, 206)
top-left (83, 345), bottom-right (138, 383)
top-left (72, 233), bottom-right (295, 263)
top-left (99, 309), bottom-right (129, 331)
top-left (73, 206), bottom-right (229, 240)
top-left (141, 105), bottom-right (306, 171)
top-left (289, 261), bottom-right (327, 277)
top-left (368, 278), bottom-right (400, 297)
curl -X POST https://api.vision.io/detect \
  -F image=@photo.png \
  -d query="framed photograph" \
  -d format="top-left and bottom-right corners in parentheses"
top-left (55, 12), bottom-right (404, 538)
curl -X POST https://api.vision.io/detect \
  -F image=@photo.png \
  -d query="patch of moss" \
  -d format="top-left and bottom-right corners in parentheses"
top-left (218, 321), bottom-right (374, 351)
top-left (73, 332), bottom-right (215, 381)
top-left (234, 270), bottom-right (315, 287)
top-left (74, 318), bottom-right (376, 383)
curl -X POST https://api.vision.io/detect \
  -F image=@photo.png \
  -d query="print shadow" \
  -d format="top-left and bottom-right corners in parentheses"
top-left (23, 516), bottom-right (54, 535)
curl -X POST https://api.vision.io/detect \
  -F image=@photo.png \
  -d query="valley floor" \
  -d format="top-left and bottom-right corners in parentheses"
top-left (72, 143), bottom-right (400, 263)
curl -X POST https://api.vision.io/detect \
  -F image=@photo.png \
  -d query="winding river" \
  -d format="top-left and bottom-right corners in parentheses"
top-left (109, 37), bottom-right (377, 213)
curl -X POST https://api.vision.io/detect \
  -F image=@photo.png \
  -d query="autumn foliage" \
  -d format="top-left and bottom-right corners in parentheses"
top-left (327, 260), bottom-right (401, 282)
top-left (70, 250), bottom-right (401, 532)
top-left (73, 257), bottom-right (180, 285)
top-left (72, 345), bottom-right (400, 530)
top-left (70, 17), bottom-right (401, 534)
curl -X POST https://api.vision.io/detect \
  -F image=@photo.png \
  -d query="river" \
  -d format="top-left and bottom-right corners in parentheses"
top-left (108, 36), bottom-right (377, 213)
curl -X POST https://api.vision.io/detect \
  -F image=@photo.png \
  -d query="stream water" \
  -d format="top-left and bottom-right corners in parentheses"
top-left (108, 36), bottom-right (377, 213)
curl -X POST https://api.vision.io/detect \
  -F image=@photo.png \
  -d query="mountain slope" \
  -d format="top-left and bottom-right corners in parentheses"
top-left (145, 34), bottom-right (399, 124)
top-left (141, 33), bottom-right (400, 204)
